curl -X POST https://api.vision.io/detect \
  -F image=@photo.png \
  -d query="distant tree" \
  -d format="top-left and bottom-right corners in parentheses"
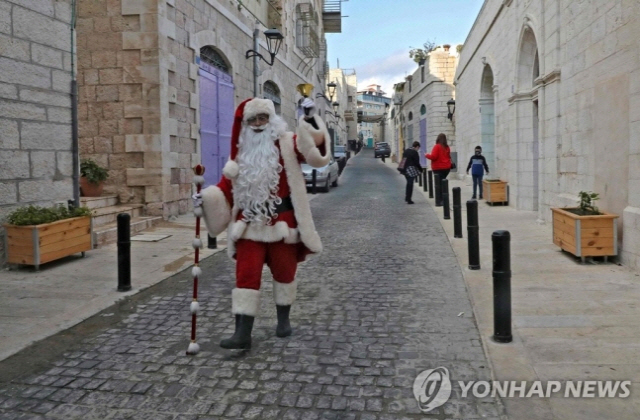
top-left (409, 40), bottom-right (437, 64)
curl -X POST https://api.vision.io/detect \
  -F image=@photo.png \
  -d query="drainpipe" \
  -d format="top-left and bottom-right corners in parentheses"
top-left (253, 23), bottom-right (259, 97)
top-left (70, 0), bottom-right (80, 207)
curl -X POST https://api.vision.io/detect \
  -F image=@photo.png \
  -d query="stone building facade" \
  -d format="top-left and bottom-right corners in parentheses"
top-left (0, 0), bottom-right (75, 261)
top-left (454, 0), bottom-right (640, 268)
top-left (76, 0), bottom-right (337, 218)
top-left (391, 45), bottom-right (457, 168)
top-left (326, 67), bottom-right (357, 149)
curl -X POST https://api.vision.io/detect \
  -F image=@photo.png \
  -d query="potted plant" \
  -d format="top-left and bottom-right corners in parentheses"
top-left (4, 204), bottom-right (93, 269)
top-left (482, 179), bottom-right (508, 205)
top-left (80, 159), bottom-right (109, 197)
top-left (551, 191), bottom-right (619, 262)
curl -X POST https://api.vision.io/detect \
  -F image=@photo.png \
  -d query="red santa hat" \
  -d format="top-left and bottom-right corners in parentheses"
top-left (223, 98), bottom-right (275, 179)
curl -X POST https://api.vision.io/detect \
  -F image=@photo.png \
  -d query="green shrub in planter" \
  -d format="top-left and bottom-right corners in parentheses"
top-left (80, 159), bottom-right (109, 184)
top-left (7, 205), bottom-right (92, 226)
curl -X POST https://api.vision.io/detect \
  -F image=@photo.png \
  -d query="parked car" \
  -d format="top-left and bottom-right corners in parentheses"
top-left (374, 142), bottom-right (391, 158)
top-left (333, 145), bottom-right (347, 159)
top-left (301, 158), bottom-right (339, 192)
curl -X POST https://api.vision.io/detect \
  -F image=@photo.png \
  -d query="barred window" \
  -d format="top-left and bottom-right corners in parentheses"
top-left (199, 46), bottom-right (229, 72)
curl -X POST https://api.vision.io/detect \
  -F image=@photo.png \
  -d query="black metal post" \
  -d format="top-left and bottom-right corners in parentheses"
top-left (381, 155), bottom-right (385, 163)
top-left (434, 174), bottom-right (442, 206)
top-left (422, 169), bottom-right (427, 192)
top-left (453, 187), bottom-right (463, 238)
top-left (467, 200), bottom-right (480, 270)
top-left (117, 213), bottom-right (131, 291)
top-left (207, 235), bottom-right (217, 249)
top-left (442, 179), bottom-right (450, 219)
top-left (427, 170), bottom-right (433, 198)
top-left (492, 230), bottom-right (512, 343)
top-left (311, 169), bottom-right (317, 194)
top-left (418, 171), bottom-right (423, 187)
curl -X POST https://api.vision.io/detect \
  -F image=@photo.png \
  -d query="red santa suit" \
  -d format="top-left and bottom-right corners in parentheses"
top-left (199, 97), bottom-right (330, 325)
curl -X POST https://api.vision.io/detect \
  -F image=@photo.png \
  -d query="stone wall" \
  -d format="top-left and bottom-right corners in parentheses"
top-left (395, 47), bottom-right (457, 163)
top-left (77, 0), bottom-right (328, 219)
top-left (454, 0), bottom-right (640, 269)
top-left (0, 0), bottom-right (75, 263)
top-left (76, 0), bottom-right (163, 212)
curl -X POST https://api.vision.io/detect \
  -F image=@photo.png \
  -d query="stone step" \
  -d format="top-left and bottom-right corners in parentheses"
top-left (91, 204), bottom-right (145, 228)
top-left (80, 195), bottom-right (118, 210)
top-left (93, 215), bottom-right (163, 248)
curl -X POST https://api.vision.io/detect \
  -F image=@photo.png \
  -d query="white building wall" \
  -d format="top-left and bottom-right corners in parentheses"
top-left (455, 0), bottom-right (640, 269)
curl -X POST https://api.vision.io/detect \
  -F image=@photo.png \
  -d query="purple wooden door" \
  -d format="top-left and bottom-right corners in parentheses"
top-left (199, 63), bottom-right (234, 187)
top-left (419, 119), bottom-right (427, 167)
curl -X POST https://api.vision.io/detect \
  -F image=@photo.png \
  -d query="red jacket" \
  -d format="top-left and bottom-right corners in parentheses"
top-left (426, 144), bottom-right (452, 170)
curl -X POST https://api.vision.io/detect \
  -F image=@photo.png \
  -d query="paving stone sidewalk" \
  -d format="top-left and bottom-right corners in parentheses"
top-left (0, 149), bottom-right (506, 419)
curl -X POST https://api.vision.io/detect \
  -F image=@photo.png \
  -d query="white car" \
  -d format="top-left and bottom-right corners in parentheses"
top-left (333, 145), bottom-right (347, 159)
top-left (301, 158), bottom-right (339, 192)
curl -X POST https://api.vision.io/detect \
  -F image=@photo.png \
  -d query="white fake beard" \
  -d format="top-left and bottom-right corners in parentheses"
top-left (235, 123), bottom-right (283, 224)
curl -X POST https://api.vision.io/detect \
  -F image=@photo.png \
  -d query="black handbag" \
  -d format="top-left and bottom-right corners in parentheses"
top-left (397, 157), bottom-right (407, 172)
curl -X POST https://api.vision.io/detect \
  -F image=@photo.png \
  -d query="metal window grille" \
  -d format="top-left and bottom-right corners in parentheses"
top-left (199, 46), bottom-right (229, 73)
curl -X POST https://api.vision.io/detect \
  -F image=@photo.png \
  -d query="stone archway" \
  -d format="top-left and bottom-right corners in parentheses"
top-left (480, 65), bottom-right (496, 175)
top-left (514, 25), bottom-right (540, 211)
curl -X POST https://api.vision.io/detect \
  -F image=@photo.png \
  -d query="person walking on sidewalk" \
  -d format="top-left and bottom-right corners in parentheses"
top-left (466, 145), bottom-right (490, 199)
top-left (426, 133), bottom-right (453, 181)
top-left (402, 141), bottom-right (423, 204)
top-left (193, 97), bottom-right (330, 350)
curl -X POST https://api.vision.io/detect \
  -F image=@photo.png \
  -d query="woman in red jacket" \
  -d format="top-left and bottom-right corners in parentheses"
top-left (426, 133), bottom-right (452, 180)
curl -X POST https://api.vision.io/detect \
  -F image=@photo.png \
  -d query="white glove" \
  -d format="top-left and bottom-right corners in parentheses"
top-left (301, 97), bottom-right (315, 109)
top-left (192, 192), bottom-right (202, 208)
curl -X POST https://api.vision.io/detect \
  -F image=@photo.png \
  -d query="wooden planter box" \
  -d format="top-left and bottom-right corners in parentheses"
top-left (4, 216), bottom-right (93, 269)
top-left (551, 207), bottom-right (618, 262)
top-left (483, 179), bottom-right (508, 205)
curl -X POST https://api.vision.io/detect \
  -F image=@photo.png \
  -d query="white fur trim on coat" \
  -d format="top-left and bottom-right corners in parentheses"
top-left (244, 98), bottom-right (275, 120)
top-left (232, 288), bottom-right (261, 316)
top-left (223, 160), bottom-right (239, 179)
top-left (296, 116), bottom-right (331, 168)
top-left (200, 185), bottom-right (232, 237)
top-left (280, 132), bottom-right (323, 254)
top-left (273, 279), bottom-right (298, 306)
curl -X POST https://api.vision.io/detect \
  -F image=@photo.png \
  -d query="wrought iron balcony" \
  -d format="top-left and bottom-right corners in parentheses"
top-left (323, 0), bottom-right (343, 33)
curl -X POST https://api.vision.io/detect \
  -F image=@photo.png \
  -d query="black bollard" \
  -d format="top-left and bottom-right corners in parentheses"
top-left (434, 174), bottom-right (442, 206)
top-left (117, 213), bottom-right (131, 291)
top-left (453, 187), bottom-right (463, 238)
top-left (442, 179), bottom-right (450, 219)
top-left (311, 169), bottom-right (317, 194)
top-left (418, 171), bottom-right (423, 188)
top-left (467, 200), bottom-right (480, 270)
top-left (492, 230), bottom-right (512, 343)
top-left (427, 170), bottom-right (433, 198)
top-left (422, 169), bottom-right (427, 192)
top-left (208, 235), bottom-right (217, 249)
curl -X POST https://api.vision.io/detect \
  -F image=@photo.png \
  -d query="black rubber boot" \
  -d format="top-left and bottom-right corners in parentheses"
top-left (220, 314), bottom-right (254, 349)
top-left (276, 305), bottom-right (292, 338)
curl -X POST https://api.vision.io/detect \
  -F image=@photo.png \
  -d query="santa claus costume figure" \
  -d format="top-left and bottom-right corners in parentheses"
top-left (194, 97), bottom-right (330, 349)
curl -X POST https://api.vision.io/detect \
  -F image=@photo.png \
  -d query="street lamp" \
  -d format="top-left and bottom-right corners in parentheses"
top-left (327, 81), bottom-right (337, 101)
top-left (332, 101), bottom-right (339, 115)
top-left (447, 98), bottom-right (456, 121)
top-left (246, 27), bottom-right (284, 96)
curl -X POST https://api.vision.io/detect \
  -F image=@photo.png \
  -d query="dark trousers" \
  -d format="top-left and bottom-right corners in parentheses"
top-left (433, 169), bottom-right (450, 181)
top-left (472, 174), bottom-right (483, 198)
top-left (405, 174), bottom-right (415, 201)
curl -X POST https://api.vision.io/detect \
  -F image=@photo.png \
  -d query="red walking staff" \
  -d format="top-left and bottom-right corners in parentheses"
top-left (186, 164), bottom-right (206, 355)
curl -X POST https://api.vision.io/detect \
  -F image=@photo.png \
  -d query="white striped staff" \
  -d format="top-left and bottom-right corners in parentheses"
top-left (187, 164), bottom-right (205, 355)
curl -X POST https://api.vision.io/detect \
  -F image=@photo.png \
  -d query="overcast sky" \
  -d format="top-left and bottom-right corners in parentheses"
top-left (326, 0), bottom-right (485, 95)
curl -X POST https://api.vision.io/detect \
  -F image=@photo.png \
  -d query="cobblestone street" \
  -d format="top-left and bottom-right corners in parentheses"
top-left (0, 150), bottom-right (505, 419)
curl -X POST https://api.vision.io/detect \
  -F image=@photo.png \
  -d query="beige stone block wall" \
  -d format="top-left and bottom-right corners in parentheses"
top-left (77, 0), bottom-right (167, 211)
top-left (0, 0), bottom-right (75, 264)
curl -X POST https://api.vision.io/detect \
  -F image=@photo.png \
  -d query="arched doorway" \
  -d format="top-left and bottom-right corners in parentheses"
top-left (480, 65), bottom-right (496, 174)
top-left (263, 81), bottom-right (281, 115)
top-left (199, 46), bottom-right (234, 187)
top-left (515, 26), bottom-right (540, 210)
